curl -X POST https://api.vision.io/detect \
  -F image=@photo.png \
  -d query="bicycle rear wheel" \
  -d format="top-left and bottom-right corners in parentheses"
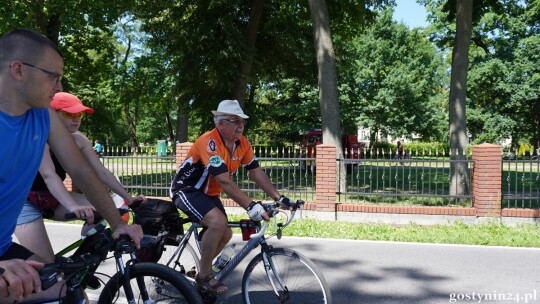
top-left (160, 242), bottom-right (200, 279)
top-left (242, 248), bottom-right (332, 304)
top-left (98, 262), bottom-right (202, 304)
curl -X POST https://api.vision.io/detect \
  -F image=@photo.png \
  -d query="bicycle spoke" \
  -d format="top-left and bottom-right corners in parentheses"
top-left (243, 248), bottom-right (331, 304)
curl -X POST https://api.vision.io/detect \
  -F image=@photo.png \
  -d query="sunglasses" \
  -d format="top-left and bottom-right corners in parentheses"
top-left (221, 118), bottom-right (246, 126)
top-left (60, 110), bottom-right (85, 120)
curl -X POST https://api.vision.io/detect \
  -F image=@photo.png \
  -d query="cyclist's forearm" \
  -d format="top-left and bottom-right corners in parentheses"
top-left (69, 166), bottom-right (123, 227)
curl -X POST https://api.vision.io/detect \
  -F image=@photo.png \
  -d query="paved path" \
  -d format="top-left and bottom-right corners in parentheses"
top-left (42, 222), bottom-right (540, 304)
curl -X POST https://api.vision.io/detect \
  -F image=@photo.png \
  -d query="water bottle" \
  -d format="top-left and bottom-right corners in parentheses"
top-left (212, 243), bottom-right (236, 272)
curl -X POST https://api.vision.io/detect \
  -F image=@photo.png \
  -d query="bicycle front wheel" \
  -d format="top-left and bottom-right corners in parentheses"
top-left (98, 262), bottom-right (202, 304)
top-left (242, 248), bottom-right (332, 304)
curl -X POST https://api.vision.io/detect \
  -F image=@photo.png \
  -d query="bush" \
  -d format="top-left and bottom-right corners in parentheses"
top-left (518, 143), bottom-right (534, 158)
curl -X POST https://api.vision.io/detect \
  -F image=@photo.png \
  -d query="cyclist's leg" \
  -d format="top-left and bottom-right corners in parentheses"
top-left (173, 192), bottom-right (230, 294)
top-left (14, 202), bottom-right (55, 263)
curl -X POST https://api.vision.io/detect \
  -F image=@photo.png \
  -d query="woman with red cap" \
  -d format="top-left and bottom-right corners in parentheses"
top-left (15, 92), bottom-right (143, 265)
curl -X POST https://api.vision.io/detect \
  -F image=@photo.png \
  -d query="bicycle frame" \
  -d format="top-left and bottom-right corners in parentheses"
top-left (165, 219), bottom-right (288, 290)
top-left (39, 221), bottom-right (141, 303)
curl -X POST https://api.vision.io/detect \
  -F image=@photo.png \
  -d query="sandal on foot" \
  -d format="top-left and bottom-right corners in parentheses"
top-left (196, 274), bottom-right (228, 295)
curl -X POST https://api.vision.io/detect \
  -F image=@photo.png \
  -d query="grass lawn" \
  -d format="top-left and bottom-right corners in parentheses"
top-left (56, 213), bottom-right (540, 248)
top-left (226, 214), bottom-right (540, 248)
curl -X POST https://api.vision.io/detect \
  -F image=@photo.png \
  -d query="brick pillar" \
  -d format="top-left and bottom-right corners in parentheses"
top-left (472, 144), bottom-right (502, 217)
top-left (175, 142), bottom-right (193, 167)
top-left (315, 144), bottom-right (337, 212)
top-left (63, 174), bottom-right (82, 193)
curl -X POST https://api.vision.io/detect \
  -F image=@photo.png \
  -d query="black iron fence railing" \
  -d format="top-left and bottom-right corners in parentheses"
top-left (99, 146), bottom-right (540, 209)
top-left (337, 158), bottom-right (474, 207)
top-left (502, 158), bottom-right (540, 209)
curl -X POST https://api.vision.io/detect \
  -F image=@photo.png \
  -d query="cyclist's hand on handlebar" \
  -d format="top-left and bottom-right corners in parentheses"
top-left (0, 259), bottom-right (43, 300)
top-left (131, 194), bottom-right (147, 205)
top-left (111, 223), bottom-right (144, 249)
top-left (247, 201), bottom-right (269, 221)
top-left (68, 205), bottom-right (96, 225)
top-left (278, 195), bottom-right (292, 208)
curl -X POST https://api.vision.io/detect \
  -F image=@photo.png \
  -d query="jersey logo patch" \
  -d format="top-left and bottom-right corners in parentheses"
top-left (209, 155), bottom-right (223, 167)
top-left (207, 138), bottom-right (216, 152)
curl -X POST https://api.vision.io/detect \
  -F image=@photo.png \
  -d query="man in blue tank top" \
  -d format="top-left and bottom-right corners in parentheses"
top-left (0, 29), bottom-right (144, 302)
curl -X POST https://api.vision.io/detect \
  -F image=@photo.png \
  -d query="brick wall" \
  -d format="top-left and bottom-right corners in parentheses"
top-left (472, 144), bottom-right (502, 217)
top-left (315, 144), bottom-right (337, 212)
top-left (63, 175), bottom-right (81, 193)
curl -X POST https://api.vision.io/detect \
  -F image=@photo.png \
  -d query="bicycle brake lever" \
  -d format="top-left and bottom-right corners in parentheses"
top-left (39, 266), bottom-right (60, 291)
top-left (116, 236), bottom-right (135, 253)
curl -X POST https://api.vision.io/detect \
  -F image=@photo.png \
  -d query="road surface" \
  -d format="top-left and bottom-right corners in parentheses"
top-left (38, 222), bottom-right (540, 304)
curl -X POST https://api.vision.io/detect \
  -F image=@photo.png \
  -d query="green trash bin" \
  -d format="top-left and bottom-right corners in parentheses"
top-left (157, 140), bottom-right (167, 156)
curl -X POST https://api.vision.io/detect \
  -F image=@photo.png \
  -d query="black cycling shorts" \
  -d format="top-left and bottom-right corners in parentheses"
top-left (0, 243), bottom-right (34, 261)
top-left (173, 191), bottom-right (227, 222)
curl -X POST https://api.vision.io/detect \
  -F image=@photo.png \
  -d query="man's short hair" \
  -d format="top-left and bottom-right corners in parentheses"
top-left (0, 28), bottom-right (63, 66)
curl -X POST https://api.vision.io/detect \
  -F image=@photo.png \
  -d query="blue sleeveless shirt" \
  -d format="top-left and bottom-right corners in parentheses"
top-left (0, 108), bottom-right (49, 256)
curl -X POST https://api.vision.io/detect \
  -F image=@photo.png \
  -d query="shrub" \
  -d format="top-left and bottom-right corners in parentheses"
top-left (518, 143), bottom-right (534, 158)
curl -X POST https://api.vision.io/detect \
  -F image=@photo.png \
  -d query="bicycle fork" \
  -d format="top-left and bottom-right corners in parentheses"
top-left (262, 251), bottom-right (290, 302)
top-left (114, 253), bottom-right (153, 304)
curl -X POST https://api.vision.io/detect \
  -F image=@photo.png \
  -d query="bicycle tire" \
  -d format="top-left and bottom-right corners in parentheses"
top-left (160, 242), bottom-right (200, 279)
top-left (242, 248), bottom-right (332, 304)
top-left (98, 262), bottom-right (202, 304)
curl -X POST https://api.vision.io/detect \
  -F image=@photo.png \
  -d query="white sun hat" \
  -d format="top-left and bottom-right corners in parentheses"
top-left (211, 99), bottom-right (249, 119)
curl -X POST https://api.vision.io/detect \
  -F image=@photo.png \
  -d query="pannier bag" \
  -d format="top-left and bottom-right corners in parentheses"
top-left (135, 235), bottom-right (164, 263)
top-left (132, 198), bottom-right (183, 236)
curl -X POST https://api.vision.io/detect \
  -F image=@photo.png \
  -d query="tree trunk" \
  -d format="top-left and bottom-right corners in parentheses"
top-left (449, 0), bottom-right (472, 197)
top-left (124, 103), bottom-right (139, 154)
top-left (308, 0), bottom-right (345, 193)
top-left (165, 111), bottom-right (175, 144)
top-left (175, 101), bottom-right (189, 143)
top-left (231, 0), bottom-right (265, 105)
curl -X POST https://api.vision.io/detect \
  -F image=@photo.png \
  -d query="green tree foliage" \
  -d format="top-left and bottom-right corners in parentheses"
top-left (339, 9), bottom-right (446, 145)
top-left (423, 0), bottom-right (540, 153)
top-left (0, 0), bottom-right (140, 146)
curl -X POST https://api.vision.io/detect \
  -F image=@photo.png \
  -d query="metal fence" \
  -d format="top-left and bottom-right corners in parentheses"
top-left (100, 146), bottom-right (539, 209)
top-left (232, 147), bottom-right (316, 202)
top-left (502, 156), bottom-right (540, 209)
top-left (101, 146), bottom-right (176, 197)
top-left (338, 149), bottom-right (474, 207)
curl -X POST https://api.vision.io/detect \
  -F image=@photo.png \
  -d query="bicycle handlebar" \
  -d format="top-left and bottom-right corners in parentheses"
top-left (39, 254), bottom-right (102, 290)
top-left (64, 206), bottom-right (130, 224)
top-left (250, 199), bottom-right (304, 239)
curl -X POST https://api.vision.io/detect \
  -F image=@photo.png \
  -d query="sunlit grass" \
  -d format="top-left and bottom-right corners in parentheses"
top-left (227, 214), bottom-right (540, 248)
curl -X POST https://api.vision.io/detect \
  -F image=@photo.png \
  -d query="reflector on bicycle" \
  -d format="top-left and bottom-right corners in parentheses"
top-left (240, 219), bottom-right (257, 241)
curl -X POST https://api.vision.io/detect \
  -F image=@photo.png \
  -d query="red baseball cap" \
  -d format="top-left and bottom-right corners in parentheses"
top-left (50, 92), bottom-right (94, 114)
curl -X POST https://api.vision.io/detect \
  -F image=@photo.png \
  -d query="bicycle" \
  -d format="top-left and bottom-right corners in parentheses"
top-left (132, 198), bottom-right (332, 304)
top-left (27, 208), bottom-right (202, 303)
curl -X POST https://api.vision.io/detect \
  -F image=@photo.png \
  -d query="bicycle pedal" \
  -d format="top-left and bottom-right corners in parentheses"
top-left (186, 266), bottom-right (197, 278)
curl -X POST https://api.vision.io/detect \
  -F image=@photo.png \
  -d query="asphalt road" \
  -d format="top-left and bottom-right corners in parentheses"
top-left (40, 222), bottom-right (540, 304)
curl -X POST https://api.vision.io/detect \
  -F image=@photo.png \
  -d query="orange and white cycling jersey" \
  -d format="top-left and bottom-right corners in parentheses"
top-left (170, 128), bottom-right (259, 197)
